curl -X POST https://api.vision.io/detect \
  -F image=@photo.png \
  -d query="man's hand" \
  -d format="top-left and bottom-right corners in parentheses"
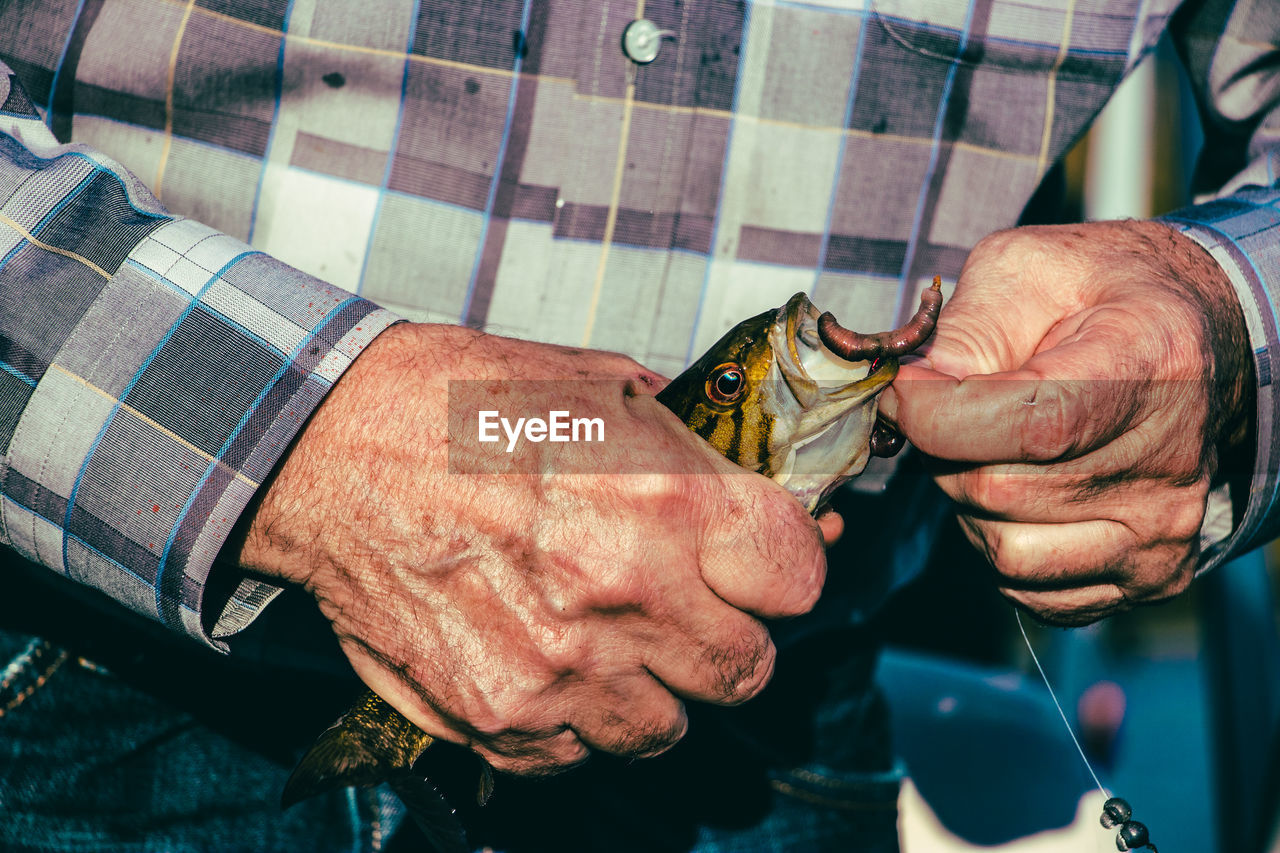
top-left (882, 220), bottom-right (1253, 625)
top-left (236, 323), bottom-right (826, 774)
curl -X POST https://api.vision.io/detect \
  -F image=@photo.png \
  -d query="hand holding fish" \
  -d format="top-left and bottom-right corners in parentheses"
top-left (256, 294), bottom-right (926, 849)
top-left (883, 220), bottom-right (1253, 625)
top-left (235, 322), bottom-right (828, 775)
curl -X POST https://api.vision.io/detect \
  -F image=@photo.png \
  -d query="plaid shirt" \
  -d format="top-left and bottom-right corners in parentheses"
top-left (0, 0), bottom-right (1277, 648)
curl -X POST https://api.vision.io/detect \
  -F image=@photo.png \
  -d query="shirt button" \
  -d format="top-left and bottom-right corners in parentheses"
top-left (622, 19), bottom-right (674, 64)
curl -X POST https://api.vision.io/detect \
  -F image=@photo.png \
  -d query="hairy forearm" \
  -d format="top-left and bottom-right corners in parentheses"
top-left (237, 322), bottom-right (458, 587)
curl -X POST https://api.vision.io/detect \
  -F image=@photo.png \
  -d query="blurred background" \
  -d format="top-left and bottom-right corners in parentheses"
top-left (874, 36), bottom-right (1280, 853)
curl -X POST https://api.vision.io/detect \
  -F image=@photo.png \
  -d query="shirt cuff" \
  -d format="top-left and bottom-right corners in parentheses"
top-left (0, 116), bottom-right (401, 651)
top-left (1160, 187), bottom-right (1280, 570)
top-left (5, 214), bottom-right (402, 650)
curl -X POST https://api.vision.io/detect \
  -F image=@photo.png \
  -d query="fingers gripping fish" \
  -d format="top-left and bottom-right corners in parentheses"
top-left (281, 282), bottom-right (943, 851)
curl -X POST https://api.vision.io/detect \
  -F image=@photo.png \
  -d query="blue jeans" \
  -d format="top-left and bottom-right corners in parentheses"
top-left (0, 627), bottom-right (408, 853)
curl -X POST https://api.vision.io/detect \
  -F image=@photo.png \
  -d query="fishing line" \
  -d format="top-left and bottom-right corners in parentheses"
top-left (1014, 609), bottom-right (1109, 798)
top-left (1014, 610), bottom-right (1159, 850)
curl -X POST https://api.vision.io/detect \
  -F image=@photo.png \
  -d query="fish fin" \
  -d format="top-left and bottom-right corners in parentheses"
top-left (282, 722), bottom-right (390, 809)
top-left (389, 772), bottom-right (470, 853)
top-left (476, 763), bottom-right (495, 807)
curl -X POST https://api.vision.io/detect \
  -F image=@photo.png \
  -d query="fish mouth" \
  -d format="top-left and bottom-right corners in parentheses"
top-left (761, 293), bottom-right (899, 510)
top-left (770, 292), bottom-right (898, 418)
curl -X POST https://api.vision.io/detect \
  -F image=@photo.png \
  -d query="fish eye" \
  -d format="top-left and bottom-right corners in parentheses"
top-left (706, 363), bottom-right (746, 404)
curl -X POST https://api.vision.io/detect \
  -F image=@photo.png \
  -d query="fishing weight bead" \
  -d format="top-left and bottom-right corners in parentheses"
top-left (1116, 820), bottom-right (1149, 850)
top-left (1101, 797), bottom-right (1132, 828)
top-left (1099, 798), bottom-right (1156, 851)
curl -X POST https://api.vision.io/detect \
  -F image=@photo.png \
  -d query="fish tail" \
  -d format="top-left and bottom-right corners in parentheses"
top-left (282, 721), bottom-right (390, 809)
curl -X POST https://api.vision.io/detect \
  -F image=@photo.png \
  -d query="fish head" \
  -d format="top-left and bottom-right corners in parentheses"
top-left (656, 292), bottom-right (898, 514)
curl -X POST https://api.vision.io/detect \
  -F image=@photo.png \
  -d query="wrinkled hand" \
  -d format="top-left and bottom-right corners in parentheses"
top-left (882, 221), bottom-right (1253, 625)
top-left (237, 323), bottom-right (826, 773)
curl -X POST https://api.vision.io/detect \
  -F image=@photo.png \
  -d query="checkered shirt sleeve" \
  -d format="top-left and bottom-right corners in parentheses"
top-left (0, 69), bottom-right (399, 649)
top-left (1159, 0), bottom-right (1280, 569)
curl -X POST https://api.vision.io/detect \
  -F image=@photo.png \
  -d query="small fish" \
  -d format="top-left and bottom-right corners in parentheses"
top-left (282, 281), bottom-right (943, 851)
top-left (655, 279), bottom-right (941, 512)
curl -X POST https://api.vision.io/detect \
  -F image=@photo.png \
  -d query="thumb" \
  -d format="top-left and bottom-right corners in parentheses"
top-left (909, 280), bottom-right (1061, 380)
top-left (885, 323), bottom-right (1150, 464)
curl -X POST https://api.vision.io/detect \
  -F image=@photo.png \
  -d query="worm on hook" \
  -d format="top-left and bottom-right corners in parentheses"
top-left (818, 276), bottom-right (944, 362)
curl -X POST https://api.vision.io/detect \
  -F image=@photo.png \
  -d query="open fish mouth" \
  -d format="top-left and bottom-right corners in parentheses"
top-left (760, 293), bottom-right (900, 510)
top-left (770, 292), bottom-right (898, 430)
